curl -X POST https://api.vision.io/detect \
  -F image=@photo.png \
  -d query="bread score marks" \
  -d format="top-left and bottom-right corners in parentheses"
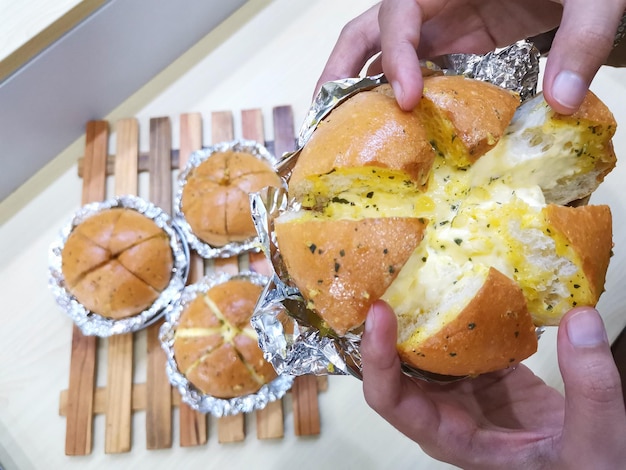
top-left (61, 208), bottom-right (174, 319)
top-left (172, 280), bottom-right (277, 398)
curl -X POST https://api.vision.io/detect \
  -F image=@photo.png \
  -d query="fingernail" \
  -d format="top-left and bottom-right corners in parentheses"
top-left (552, 70), bottom-right (587, 111)
top-left (365, 304), bottom-right (377, 333)
top-left (567, 308), bottom-right (608, 347)
top-left (391, 80), bottom-right (404, 103)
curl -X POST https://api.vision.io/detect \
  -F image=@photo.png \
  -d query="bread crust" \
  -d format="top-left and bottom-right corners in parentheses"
top-left (61, 208), bottom-right (174, 319)
top-left (545, 204), bottom-right (613, 302)
top-left (172, 280), bottom-right (277, 398)
top-left (289, 85), bottom-right (436, 199)
top-left (397, 268), bottom-right (538, 376)
top-left (421, 75), bottom-right (520, 166)
top-left (275, 216), bottom-right (427, 335)
top-left (181, 151), bottom-right (282, 247)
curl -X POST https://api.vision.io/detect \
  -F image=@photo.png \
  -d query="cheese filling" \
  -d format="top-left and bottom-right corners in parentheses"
top-left (286, 94), bottom-right (602, 331)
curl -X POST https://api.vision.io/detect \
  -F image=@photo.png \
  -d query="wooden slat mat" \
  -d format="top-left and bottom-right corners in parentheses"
top-left (59, 106), bottom-right (328, 454)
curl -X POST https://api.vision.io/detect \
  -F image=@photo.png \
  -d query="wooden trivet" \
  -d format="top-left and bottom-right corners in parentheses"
top-left (59, 105), bottom-right (327, 454)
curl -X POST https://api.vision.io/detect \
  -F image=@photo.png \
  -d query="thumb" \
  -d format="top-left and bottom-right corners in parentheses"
top-left (361, 299), bottom-right (405, 411)
top-left (558, 307), bottom-right (626, 465)
top-left (542, 1), bottom-right (624, 114)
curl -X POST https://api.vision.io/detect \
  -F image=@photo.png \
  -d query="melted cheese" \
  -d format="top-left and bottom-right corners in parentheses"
top-left (287, 94), bottom-right (602, 327)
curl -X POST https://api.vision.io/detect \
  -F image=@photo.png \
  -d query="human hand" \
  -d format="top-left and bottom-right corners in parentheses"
top-left (361, 300), bottom-right (626, 469)
top-left (317, 0), bottom-right (626, 114)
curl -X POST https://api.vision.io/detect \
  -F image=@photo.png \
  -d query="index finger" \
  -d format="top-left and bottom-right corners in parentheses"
top-left (543, 0), bottom-right (625, 113)
top-left (379, 0), bottom-right (440, 110)
top-left (315, 4), bottom-right (383, 97)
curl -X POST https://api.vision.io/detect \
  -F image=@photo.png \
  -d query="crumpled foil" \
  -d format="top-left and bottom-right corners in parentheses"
top-left (174, 139), bottom-right (285, 259)
top-left (438, 39), bottom-right (540, 102)
top-left (159, 271), bottom-right (294, 416)
top-left (251, 41), bottom-right (541, 381)
top-left (48, 195), bottom-right (190, 337)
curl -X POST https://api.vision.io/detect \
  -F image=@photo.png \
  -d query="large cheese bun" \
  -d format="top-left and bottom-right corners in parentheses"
top-left (275, 76), bottom-right (616, 376)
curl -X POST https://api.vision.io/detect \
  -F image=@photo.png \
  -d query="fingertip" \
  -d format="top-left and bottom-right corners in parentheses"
top-left (543, 69), bottom-right (589, 115)
top-left (362, 300), bottom-right (399, 368)
top-left (390, 78), bottom-right (423, 111)
top-left (560, 306), bottom-right (608, 348)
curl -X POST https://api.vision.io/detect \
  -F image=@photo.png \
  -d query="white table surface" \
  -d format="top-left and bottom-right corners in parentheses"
top-left (1, 1), bottom-right (625, 469)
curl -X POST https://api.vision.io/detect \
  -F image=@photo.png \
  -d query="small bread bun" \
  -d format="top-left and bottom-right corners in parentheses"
top-left (61, 208), bottom-right (174, 319)
top-left (181, 151), bottom-right (282, 247)
top-left (173, 279), bottom-right (278, 398)
top-left (275, 75), bottom-right (616, 376)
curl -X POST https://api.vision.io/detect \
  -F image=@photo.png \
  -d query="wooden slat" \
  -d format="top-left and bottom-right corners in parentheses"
top-left (242, 108), bottom-right (285, 440)
top-left (210, 110), bottom-right (247, 443)
top-left (178, 113), bottom-right (209, 447)
top-left (104, 118), bottom-right (138, 454)
top-left (77, 150), bottom-right (180, 177)
top-left (255, 401), bottom-right (284, 440)
top-left (146, 117), bottom-right (173, 449)
top-left (292, 375), bottom-right (321, 436)
top-left (211, 111), bottom-right (234, 144)
top-left (65, 120), bottom-right (108, 455)
top-left (60, 376), bottom-right (328, 417)
top-left (60, 383), bottom-right (181, 416)
top-left (272, 105), bottom-right (296, 158)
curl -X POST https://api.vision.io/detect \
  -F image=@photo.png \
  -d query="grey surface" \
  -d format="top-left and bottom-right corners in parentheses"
top-left (0, 0), bottom-right (247, 201)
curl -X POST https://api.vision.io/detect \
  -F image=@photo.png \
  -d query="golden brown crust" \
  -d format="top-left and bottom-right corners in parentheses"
top-left (275, 216), bottom-right (427, 335)
top-left (556, 89), bottom-right (616, 128)
top-left (117, 235), bottom-right (173, 291)
top-left (60, 208), bottom-right (173, 319)
top-left (289, 85), bottom-right (436, 198)
top-left (61, 231), bottom-right (110, 287)
top-left (172, 280), bottom-right (278, 399)
top-left (109, 208), bottom-right (165, 255)
top-left (545, 204), bottom-right (613, 300)
top-left (552, 91), bottom-right (617, 185)
top-left (420, 75), bottom-right (520, 166)
top-left (70, 260), bottom-right (160, 319)
top-left (397, 268), bottom-right (538, 376)
top-left (181, 151), bottom-right (282, 247)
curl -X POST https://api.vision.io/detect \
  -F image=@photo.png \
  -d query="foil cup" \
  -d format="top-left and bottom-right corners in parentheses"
top-left (251, 41), bottom-right (542, 382)
top-left (159, 271), bottom-right (294, 416)
top-left (48, 195), bottom-right (190, 337)
top-left (174, 139), bottom-right (285, 259)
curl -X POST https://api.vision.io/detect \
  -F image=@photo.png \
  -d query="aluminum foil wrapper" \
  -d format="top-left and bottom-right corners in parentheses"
top-left (48, 195), bottom-right (190, 337)
top-left (251, 41), bottom-right (541, 381)
top-left (159, 271), bottom-right (294, 416)
top-left (437, 39), bottom-right (540, 102)
top-left (174, 139), bottom-right (284, 259)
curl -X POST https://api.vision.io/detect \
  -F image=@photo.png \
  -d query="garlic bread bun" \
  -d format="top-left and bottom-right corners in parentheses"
top-left (275, 75), bottom-right (616, 376)
top-left (181, 150), bottom-right (282, 247)
top-left (61, 208), bottom-right (174, 319)
top-left (173, 279), bottom-right (278, 398)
